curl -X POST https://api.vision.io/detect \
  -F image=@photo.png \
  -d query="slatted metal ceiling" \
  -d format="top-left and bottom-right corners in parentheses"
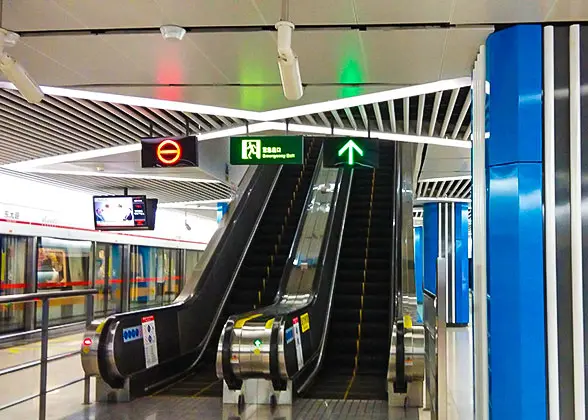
top-left (416, 176), bottom-right (471, 200)
top-left (0, 88), bottom-right (246, 165)
top-left (287, 85), bottom-right (471, 140)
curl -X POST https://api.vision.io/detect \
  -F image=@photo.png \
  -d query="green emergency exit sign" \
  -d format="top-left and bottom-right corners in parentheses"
top-left (230, 136), bottom-right (304, 165)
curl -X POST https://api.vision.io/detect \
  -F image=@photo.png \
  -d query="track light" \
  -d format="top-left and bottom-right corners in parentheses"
top-left (0, 28), bottom-right (43, 104)
top-left (276, 21), bottom-right (303, 101)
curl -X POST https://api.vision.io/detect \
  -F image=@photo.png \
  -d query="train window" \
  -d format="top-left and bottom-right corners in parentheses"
top-left (94, 243), bottom-right (123, 318)
top-left (36, 238), bottom-right (91, 327)
top-left (130, 246), bottom-right (184, 309)
top-left (0, 235), bottom-right (27, 333)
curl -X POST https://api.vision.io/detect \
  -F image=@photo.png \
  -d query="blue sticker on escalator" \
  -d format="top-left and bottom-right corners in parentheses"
top-left (285, 327), bottom-right (294, 344)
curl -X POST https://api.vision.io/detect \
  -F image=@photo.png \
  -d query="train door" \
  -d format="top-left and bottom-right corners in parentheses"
top-left (0, 235), bottom-right (27, 333)
top-left (94, 243), bottom-right (124, 318)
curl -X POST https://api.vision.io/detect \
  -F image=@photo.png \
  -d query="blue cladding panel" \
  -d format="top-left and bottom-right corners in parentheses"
top-left (485, 23), bottom-right (545, 420)
top-left (487, 163), bottom-right (545, 419)
top-left (486, 25), bottom-right (543, 166)
top-left (422, 203), bottom-right (438, 295)
top-left (454, 203), bottom-right (469, 325)
top-left (414, 226), bottom-right (424, 304)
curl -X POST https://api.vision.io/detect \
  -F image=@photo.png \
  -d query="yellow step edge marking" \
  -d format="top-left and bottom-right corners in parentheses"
top-left (234, 313), bottom-right (263, 328)
top-left (265, 318), bottom-right (275, 329)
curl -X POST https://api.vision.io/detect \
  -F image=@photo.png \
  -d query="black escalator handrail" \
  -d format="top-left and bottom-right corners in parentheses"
top-left (96, 165), bottom-right (280, 388)
top-left (295, 168), bottom-right (353, 394)
top-left (273, 145), bottom-right (325, 303)
top-left (143, 164), bottom-right (285, 393)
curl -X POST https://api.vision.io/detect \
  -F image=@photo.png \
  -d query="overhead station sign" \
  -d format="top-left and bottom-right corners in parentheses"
top-left (323, 137), bottom-right (379, 169)
top-left (230, 136), bottom-right (304, 165)
top-left (141, 136), bottom-right (198, 168)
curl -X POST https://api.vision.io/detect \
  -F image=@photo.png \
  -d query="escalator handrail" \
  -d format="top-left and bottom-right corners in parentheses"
top-left (295, 168), bottom-right (354, 394)
top-left (273, 145), bottom-right (325, 303)
top-left (143, 164), bottom-right (285, 392)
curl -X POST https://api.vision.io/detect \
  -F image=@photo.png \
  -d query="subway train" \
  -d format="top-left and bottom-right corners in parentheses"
top-left (0, 217), bottom-right (205, 334)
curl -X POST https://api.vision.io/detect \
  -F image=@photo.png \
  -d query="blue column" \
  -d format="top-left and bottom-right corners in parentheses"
top-left (422, 203), bottom-right (438, 295)
top-left (485, 25), bottom-right (546, 419)
top-left (413, 226), bottom-right (424, 304)
top-left (454, 203), bottom-right (469, 325)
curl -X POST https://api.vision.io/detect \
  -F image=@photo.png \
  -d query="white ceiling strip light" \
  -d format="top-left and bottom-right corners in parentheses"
top-left (25, 169), bottom-right (222, 183)
top-left (440, 88), bottom-right (459, 138)
top-left (429, 91), bottom-right (443, 137)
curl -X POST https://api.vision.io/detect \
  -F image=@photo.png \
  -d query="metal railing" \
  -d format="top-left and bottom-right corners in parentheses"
top-left (0, 289), bottom-right (98, 420)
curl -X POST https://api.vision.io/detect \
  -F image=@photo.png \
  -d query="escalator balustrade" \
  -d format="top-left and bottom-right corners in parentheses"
top-left (159, 139), bottom-right (322, 397)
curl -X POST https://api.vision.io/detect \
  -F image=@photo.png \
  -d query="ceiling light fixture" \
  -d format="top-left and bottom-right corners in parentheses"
top-left (160, 25), bottom-right (187, 41)
top-left (275, 0), bottom-right (303, 101)
top-left (0, 28), bottom-right (43, 104)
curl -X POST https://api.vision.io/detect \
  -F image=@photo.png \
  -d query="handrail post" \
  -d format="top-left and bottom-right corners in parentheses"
top-left (83, 294), bottom-right (94, 404)
top-left (39, 298), bottom-right (49, 420)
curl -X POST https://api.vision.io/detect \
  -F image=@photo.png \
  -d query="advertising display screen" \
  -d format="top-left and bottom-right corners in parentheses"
top-left (93, 195), bottom-right (149, 231)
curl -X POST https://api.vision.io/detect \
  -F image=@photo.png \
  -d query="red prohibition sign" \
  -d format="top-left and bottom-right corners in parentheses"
top-left (156, 139), bottom-right (182, 165)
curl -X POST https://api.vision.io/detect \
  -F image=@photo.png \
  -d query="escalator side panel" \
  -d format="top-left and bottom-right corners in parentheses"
top-left (160, 139), bottom-right (322, 396)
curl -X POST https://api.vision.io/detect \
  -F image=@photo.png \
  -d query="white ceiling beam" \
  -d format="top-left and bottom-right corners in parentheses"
top-left (92, 101), bottom-right (151, 135)
top-left (27, 169), bottom-right (222, 184)
top-left (451, 91), bottom-right (472, 139)
top-left (131, 105), bottom-right (178, 136)
top-left (463, 124), bottom-right (472, 141)
top-left (420, 175), bottom-right (471, 183)
top-left (403, 97), bottom-right (410, 134)
top-left (200, 114), bottom-right (222, 130)
top-left (449, 179), bottom-right (465, 196)
top-left (305, 114), bottom-right (318, 125)
top-left (455, 179), bottom-right (472, 198)
top-left (388, 100), bottom-right (397, 133)
top-left (416, 94), bottom-right (425, 136)
top-left (358, 105), bottom-right (369, 130)
top-left (293, 116), bottom-right (303, 124)
top-left (259, 77), bottom-right (471, 121)
top-left (182, 112), bottom-right (211, 132)
top-left (318, 112), bottom-right (331, 127)
top-left (440, 88), bottom-right (460, 138)
top-left (330, 110), bottom-right (344, 129)
top-left (429, 91), bottom-right (443, 137)
top-left (343, 108), bottom-right (357, 130)
top-left (373, 103), bottom-right (384, 132)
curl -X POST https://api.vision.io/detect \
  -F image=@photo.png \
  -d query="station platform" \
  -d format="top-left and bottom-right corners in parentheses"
top-left (0, 327), bottom-right (472, 419)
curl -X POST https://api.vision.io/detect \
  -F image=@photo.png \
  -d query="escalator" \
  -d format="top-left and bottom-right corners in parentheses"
top-left (158, 139), bottom-right (322, 397)
top-left (302, 141), bottom-right (395, 400)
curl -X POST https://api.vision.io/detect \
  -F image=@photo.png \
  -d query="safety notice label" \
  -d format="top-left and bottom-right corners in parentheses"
top-left (300, 313), bottom-right (310, 333)
top-left (292, 317), bottom-right (304, 370)
top-left (141, 315), bottom-right (159, 368)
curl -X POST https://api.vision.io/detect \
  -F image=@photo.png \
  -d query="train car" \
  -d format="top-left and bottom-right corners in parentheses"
top-left (0, 218), bottom-right (206, 334)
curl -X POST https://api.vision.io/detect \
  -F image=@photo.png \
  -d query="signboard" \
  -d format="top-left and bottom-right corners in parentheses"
top-left (323, 137), bottom-right (379, 168)
top-left (230, 136), bottom-right (304, 165)
top-left (141, 315), bottom-right (159, 368)
top-left (300, 313), bottom-right (310, 333)
top-left (141, 136), bottom-right (198, 168)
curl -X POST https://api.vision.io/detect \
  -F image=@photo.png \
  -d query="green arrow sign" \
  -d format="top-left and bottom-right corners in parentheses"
top-left (338, 139), bottom-right (364, 165)
top-left (253, 339), bottom-right (262, 348)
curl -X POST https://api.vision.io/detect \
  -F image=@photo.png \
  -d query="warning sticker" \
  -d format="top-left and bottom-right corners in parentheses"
top-left (292, 317), bottom-right (304, 370)
top-left (300, 313), bottom-right (310, 333)
top-left (141, 315), bottom-right (159, 368)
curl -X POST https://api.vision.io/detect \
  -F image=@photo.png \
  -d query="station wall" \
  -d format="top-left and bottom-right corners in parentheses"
top-left (0, 174), bottom-right (219, 250)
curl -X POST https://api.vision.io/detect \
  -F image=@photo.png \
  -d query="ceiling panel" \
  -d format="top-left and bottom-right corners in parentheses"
top-left (360, 29), bottom-right (447, 85)
top-left (185, 32), bottom-right (279, 84)
top-left (420, 145), bottom-right (471, 179)
top-left (440, 28), bottom-right (494, 79)
top-left (294, 30), bottom-right (367, 84)
top-left (2, 0), bottom-right (85, 31)
top-left (450, 0), bottom-right (556, 23)
top-left (254, 0), bottom-right (357, 24)
top-left (354, 0), bottom-right (454, 23)
top-left (547, 0), bottom-right (588, 20)
top-left (155, 0), bottom-right (268, 27)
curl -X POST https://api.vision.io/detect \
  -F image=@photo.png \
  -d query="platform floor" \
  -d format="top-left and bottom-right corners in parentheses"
top-left (0, 327), bottom-right (473, 419)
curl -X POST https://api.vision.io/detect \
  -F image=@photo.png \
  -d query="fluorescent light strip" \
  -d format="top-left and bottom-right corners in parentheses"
top-left (0, 82), bottom-right (261, 121)
top-left (3, 143), bottom-right (141, 170)
top-left (260, 77), bottom-right (472, 121)
top-left (25, 169), bottom-right (222, 183)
